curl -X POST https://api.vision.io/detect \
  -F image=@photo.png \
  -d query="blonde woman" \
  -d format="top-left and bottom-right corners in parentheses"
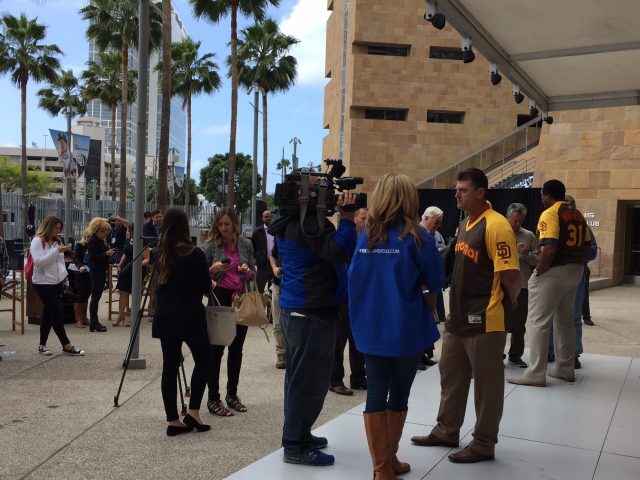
top-left (31, 216), bottom-right (85, 356)
top-left (348, 174), bottom-right (444, 479)
top-left (86, 217), bottom-right (116, 332)
top-left (201, 207), bottom-right (256, 416)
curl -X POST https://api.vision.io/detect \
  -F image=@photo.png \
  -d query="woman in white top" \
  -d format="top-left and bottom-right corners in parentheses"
top-left (31, 216), bottom-right (85, 356)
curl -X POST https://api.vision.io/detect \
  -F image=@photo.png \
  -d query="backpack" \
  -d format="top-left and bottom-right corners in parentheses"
top-left (25, 237), bottom-right (46, 281)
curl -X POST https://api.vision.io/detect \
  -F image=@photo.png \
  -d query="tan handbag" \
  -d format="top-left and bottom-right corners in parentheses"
top-left (206, 291), bottom-right (237, 346)
top-left (233, 278), bottom-right (270, 327)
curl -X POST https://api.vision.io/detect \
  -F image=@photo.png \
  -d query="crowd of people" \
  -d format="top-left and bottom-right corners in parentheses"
top-left (0, 167), bottom-right (596, 475)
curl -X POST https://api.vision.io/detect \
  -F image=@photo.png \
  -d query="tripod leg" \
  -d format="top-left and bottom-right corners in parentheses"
top-left (179, 350), bottom-right (190, 397)
top-left (177, 367), bottom-right (187, 416)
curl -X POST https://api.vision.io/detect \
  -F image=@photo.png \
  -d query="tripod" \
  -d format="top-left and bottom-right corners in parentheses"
top-left (113, 242), bottom-right (190, 409)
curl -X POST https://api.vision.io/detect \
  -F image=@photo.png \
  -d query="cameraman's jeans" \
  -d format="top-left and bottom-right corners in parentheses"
top-left (280, 307), bottom-right (337, 457)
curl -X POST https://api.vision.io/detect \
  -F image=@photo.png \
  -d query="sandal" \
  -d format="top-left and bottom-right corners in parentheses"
top-left (225, 394), bottom-right (247, 413)
top-left (207, 399), bottom-right (234, 417)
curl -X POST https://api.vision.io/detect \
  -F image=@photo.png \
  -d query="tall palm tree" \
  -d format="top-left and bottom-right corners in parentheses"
top-left (0, 13), bottom-right (61, 243)
top-left (157, 37), bottom-right (221, 216)
top-left (37, 69), bottom-right (87, 240)
top-left (276, 157), bottom-right (290, 182)
top-left (82, 51), bottom-right (138, 200)
top-left (237, 18), bottom-right (298, 197)
top-left (189, 0), bottom-right (280, 209)
top-left (81, 0), bottom-right (162, 216)
top-left (157, 0), bottom-right (172, 211)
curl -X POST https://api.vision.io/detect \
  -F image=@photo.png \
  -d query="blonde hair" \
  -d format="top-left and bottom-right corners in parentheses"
top-left (365, 173), bottom-right (421, 251)
top-left (208, 207), bottom-right (239, 247)
top-left (86, 217), bottom-right (112, 237)
top-left (35, 216), bottom-right (63, 245)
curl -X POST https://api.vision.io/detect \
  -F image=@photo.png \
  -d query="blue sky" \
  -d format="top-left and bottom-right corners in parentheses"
top-left (0, 0), bottom-right (329, 193)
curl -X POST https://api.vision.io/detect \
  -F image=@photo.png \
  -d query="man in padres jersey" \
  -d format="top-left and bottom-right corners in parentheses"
top-left (411, 168), bottom-right (521, 464)
top-left (508, 179), bottom-right (590, 387)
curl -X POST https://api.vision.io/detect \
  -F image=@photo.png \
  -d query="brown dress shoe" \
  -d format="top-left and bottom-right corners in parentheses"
top-left (329, 385), bottom-right (353, 396)
top-left (411, 434), bottom-right (459, 447)
top-left (448, 446), bottom-right (494, 463)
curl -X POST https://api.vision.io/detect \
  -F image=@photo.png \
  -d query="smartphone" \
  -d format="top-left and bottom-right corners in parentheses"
top-left (221, 257), bottom-right (231, 265)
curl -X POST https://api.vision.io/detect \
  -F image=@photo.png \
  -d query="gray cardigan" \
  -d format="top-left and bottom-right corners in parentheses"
top-left (201, 236), bottom-right (256, 270)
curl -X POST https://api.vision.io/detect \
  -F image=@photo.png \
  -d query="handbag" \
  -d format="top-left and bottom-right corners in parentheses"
top-left (206, 291), bottom-right (237, 346)
top-left (233, 278), bottom-right (270, 327)
top-left (25, 237), bottom-right (45, 281)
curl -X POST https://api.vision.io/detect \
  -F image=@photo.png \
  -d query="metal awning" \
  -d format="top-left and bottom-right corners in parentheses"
top-left (431, 0), bottom-right (640, 111)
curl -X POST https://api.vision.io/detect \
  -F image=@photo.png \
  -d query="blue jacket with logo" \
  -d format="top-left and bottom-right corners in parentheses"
top-left (268, 215), bottom-right (356, 310)
top-left (348, 226), bottom-right (444, 357)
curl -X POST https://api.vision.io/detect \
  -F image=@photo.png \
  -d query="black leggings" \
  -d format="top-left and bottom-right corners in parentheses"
top-left (208, 287), bottom-right (249, 401)
top-left (89, 269), bottom-right (107, 320)
top-left (34, 283), bottom-right (70, 347)
top-left (160, 329), bottom-right (210, 422)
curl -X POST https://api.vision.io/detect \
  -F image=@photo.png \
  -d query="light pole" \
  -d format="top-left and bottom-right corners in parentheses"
top-left (289, 137), bottom-right (301, 170)
top-left (251, 88), bottom-right (259, 228)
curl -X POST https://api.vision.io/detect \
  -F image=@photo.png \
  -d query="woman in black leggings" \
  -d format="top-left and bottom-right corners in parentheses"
top-left (152, 208), bottom-right (212, 436)
top-left (86, 217), bottom-right (116, 332)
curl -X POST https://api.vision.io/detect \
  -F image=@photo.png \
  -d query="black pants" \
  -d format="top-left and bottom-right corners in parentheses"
top-left (582, 267), bottom-right (591, 321)
top-left (208, 287), bottom-right (249, 401)
top-left (255, 266), bottom-right (272, 294)
top-left (509, 289), bottom-right (529, 358)
top-left (160, 330), bottom-right (210, 422)
top-left (74, 271), bottom-right (92, 302)
top-left (89, 269), bottom-right (107, 320)
top-left (331, 300), bottom-right (366, 387)
top-left (34, 283), bottom-right (70, 347)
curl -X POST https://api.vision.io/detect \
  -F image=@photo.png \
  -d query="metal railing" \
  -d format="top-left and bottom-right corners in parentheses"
top-left (488, 155), bottom-right (536, 189)
top-left (1, 193), bottom-right (218, 241)
top-left (417, 116), bottom-right (542, 189)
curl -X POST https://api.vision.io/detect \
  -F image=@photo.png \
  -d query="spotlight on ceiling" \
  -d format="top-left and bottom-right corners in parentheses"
top-left (461, 36), bottom-right (475, 63)
top-left (424, 1), bottom-right (446, 30)
top-left (512, 84), bottom-right (525, 104)
top-left (529, 99), bottom-right (539, 117)
top-left (489, 63), bottom-right (502, 85)
top-left (542, 112), bottom-right (554, 124)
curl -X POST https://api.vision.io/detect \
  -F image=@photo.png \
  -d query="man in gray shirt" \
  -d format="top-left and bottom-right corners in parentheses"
top-left (506, 203), bottom-right (538, 368)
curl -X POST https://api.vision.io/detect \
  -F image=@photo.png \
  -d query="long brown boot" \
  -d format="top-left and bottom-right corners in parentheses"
top-left (364, 412), bottom-right (399, 480)
top-left (73, 304), bottom-right (85, 328)
top-left (386, 409), bottom-right (410, 475)
top-left (80, 303), bottom-right (89, 325)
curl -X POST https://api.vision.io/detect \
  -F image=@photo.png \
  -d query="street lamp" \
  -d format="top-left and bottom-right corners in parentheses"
top-left (168, 147), bottom-right (179, 207)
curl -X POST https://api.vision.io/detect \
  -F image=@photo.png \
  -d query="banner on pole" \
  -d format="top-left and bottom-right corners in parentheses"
top-left (49, 129), bottom-right (91, 178)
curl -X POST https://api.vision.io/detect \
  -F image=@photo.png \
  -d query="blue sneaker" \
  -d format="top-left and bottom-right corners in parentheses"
top-left (311, 435), bottom-right (328, 449)
top-left (284, 449), bottom-right (335, 466)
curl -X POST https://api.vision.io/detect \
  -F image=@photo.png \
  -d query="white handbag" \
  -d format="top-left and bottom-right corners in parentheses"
top-left (206, 291), bottom-right (237, 346)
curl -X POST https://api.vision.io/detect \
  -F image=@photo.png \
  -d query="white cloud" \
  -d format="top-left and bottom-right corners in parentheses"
top-left (279, 0), bottom-right (330, 87)
top-left (202, 124), bottom-right (230, 136)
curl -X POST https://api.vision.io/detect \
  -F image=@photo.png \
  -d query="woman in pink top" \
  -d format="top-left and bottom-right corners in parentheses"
top-left (201, 207), bottom-right (256, 417)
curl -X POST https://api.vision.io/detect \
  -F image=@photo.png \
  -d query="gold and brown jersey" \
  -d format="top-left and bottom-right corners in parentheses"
top-left (447, 208), bottom-right (519, 337)
top-left (537, 201), bottom-right (591, 266)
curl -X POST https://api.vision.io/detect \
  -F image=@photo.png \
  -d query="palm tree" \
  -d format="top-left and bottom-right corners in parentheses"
top-left (189, 0), bottom-right (280, 209)
top-left (157, 37), bottom-right (221, 216)
top-left (237, 18), bottom-right (298, 197)
top-left (157, 0), bottom-right (173, 211)
top-left (81, 0), bottom-right (162, 216)
top-left (276, 157), bottom-right (290, 182)
top-left (82, 51), bottom-right (138, 200)
top-left (0, 13), bottom-right (61, 243)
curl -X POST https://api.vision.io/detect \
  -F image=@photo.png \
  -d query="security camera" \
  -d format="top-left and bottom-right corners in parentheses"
top-left (424, 1), bottom-right (446, 30)
top-left (512, 84), bottom-right (525, 104)
top-left (542, 112), bottom-right (554, 124)
top-left (529, 99), bottom-right (539, 117)
top-left (461, 37), bottom-right (475, 63)
top-left (489, 63), bottom-right (502, 85)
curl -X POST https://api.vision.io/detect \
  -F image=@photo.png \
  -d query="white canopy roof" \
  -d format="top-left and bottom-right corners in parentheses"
top-left (433, 0), bottom-right (640, 111)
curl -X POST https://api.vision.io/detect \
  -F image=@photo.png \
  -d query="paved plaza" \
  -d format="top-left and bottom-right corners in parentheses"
top-left (1, 285), bottom-right (639, 479)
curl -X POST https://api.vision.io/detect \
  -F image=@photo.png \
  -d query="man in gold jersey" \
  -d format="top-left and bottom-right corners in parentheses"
top-left (411, 168), bottom-right (521, 464)
top-left (508, 179), bottom-right (590, 387)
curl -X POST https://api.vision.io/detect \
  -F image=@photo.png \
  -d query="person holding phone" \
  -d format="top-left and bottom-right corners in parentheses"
top-left (86, 217), bottom-right (116, 332)
top-left (201, 207), bottom-right (256, 417)
top-left (31, 216), bottom-right (85, 356)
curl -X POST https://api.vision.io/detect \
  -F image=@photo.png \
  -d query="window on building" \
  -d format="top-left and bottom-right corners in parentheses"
top-left (429, 46), bottom-right (464, 60)
top-left (365, 109), bottom-right (408, 121)
top-left (427, 110), bottom-right (465, 124)
top-left (367, 45), bottom-right (409, 57)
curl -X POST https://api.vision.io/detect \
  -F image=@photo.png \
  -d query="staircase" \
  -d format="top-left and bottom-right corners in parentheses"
top-left (417, 116), bottom-right (542, 189)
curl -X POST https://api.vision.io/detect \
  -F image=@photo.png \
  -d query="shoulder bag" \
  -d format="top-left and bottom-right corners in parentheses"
top-left (233, 277), bottom-right (270, 327)
top-left (206, 291), bottom-right (237, 346)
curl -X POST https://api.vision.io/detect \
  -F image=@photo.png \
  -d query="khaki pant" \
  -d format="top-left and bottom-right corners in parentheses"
top-left (271, 283), bottom-right (285, 361)
top-left (431, 329), bottom-right (507, 456)
top-left (522, 263), bottom-right (584, 383)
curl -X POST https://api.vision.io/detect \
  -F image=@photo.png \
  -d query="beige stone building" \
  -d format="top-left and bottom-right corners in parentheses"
top-left (322, 0), bottom-right (528, 191)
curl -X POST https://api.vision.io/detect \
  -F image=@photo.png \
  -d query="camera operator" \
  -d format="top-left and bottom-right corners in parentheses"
top-left (269, 188), bottom-right (357, 467)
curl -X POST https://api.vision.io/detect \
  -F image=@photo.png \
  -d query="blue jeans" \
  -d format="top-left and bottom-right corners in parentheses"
top-left (280, 308), bottom-right (337, 456)
top-left (365, 353), bottom-right (421, 413)
top-left (549, 268), bottom-right (586, 356)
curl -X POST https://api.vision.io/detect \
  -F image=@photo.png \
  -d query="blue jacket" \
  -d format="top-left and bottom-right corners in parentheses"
top-left (268, 215), bottom-right (356, 310)
top-left (348, 227), bottom-right (444, 357)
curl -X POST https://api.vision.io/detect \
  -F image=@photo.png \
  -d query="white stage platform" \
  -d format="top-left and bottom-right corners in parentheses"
top-left (228, 353), bottom-right (640, 480)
